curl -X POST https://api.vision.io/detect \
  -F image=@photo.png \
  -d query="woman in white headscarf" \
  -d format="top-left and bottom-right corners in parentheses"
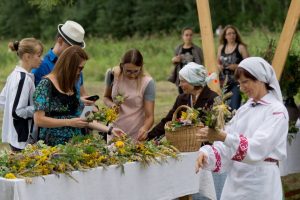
top-left (195, 57), bottom-right (288, 200)
top-left (148, 62), bottom-right (219, 199)
top-left (147, 62), bottom-right (218, 140)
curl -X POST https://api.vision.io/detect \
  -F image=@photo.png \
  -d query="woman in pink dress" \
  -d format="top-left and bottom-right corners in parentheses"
top-left (103, 49), bottom-right (155, 141)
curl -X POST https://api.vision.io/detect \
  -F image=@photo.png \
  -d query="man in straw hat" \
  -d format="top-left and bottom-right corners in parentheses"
top-left (33, 20), bottom-right (91, 103)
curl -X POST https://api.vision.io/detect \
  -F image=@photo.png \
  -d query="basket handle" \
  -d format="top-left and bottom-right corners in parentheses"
top-left (172, 105), bottom-right (193, 121)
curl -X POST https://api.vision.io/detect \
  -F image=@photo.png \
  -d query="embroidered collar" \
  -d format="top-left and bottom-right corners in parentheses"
top-left (249, 93), bottom-right (273, 107)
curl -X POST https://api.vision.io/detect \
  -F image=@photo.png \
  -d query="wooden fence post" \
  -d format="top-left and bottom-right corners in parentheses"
top-left (272, 0), bottom-right (300, 79)
top-left (196, 0), bottom-right (220, 93)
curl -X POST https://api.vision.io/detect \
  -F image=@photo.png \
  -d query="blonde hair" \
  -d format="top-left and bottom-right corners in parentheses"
top-left (8, 38), bottom-right (43, 58)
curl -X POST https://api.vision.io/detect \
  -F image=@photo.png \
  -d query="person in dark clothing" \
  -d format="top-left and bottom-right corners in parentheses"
top-left (148, 62), bottom-right (218, 140)
top-left (168, 27), bottom-right (204, 94)
top-left (217, 25), bottom-right (249, 111)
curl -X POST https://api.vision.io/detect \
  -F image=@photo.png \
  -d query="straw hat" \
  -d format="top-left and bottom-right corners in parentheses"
top-left (58, 20), bottom-right (85, 48)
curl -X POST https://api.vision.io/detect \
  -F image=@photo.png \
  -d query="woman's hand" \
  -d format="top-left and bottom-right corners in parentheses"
top-left (112, 127), bottom-right (125, 137)
top-left (228, 63), bottom-right (238, 71)
top-left (67, 118), bottom-right (89, 128)
top-left (196, 127), bottom-right (227, 143)
top-left (218, 64), bottom-right (224, 72)
top-left (195, 151), bottom-right (208, 174)
top-left (80, 96), bottom-right (95, 106)
top-left (172, 55), bottom-right (181, 63)
top-left (137, 127), bottom-right (148, 141)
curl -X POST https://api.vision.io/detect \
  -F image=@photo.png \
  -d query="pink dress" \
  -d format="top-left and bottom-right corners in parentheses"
top-left (111, 74), bottom-right (152, 140)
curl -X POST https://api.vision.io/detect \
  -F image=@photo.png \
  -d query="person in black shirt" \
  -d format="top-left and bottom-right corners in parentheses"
top-left (217, 25), bottom-right (249, 110)
top-left (169, 27), bottom-right (204, 94)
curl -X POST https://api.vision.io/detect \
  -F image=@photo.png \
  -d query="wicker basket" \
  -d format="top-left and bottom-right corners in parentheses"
top-left (165, 105), bottom-right (203, 152)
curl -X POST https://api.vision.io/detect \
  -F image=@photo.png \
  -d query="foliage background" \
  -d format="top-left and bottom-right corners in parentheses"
top-left (0, 0), bottom-right (293, 40)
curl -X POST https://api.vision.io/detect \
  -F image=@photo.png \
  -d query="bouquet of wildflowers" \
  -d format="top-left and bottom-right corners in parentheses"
top-left (113, 93), bottom-right (126, 107)
top-left (165, 105), bottom-right (203, 132)
top-left (201, 77), bottom-right (233, 131)
top-left (86, 106), bottom-right (119, 124)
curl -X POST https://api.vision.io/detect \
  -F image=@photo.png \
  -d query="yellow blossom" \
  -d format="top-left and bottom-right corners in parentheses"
top-left (118, 148), bottom-right (126, 154)
top-left (181, 111), bottom-right (188, 120)
top-left (115, 141), bottom-right (125, 148)
top-left (5, 173), bottom-right (16, 179)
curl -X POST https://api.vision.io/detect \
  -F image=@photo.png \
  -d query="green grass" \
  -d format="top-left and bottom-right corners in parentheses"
top-left (1, 30), bottom-right (299, 83)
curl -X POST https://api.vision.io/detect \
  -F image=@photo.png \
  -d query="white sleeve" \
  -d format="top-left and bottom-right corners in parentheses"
top-left (0, 84), bottom-right (7, 109)
top-left (200, 141), bottom-right (233, 173)
top-left (223, 107), bottom-right (288, 164)
top-left (14, 77), bottom-right (34, 119)
top-left (198, 115), bottom-right (237, 173)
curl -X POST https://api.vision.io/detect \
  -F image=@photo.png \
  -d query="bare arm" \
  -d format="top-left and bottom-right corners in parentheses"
top-left (80, 85), bottom-right (88, 97)
top-left (88, 120), bottom-right (110, 132)
top-left (172, 56), bottom-right (181, 64)
top-left (103, 68), bottom-right (119, 108)
top-left (228, 44), bottom-right (250, 71)
top-left (103, 85), bottom-right (116, 108)
top-left (239, 44), bottom-right (250, 59)
top-left (34, 110), bottom-right (88, 128)
top-left (216, 45), bottom-right (224, 72)
top-left (88, 121), bottom-right (125, 137)
top-left (137, 100), bottom-right (155, 141)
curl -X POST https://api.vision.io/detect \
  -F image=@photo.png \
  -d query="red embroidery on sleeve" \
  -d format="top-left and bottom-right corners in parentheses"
top-left (232, 135), bottom-right (248, 162)
top-left (212, 146), bottom-right (221, 172)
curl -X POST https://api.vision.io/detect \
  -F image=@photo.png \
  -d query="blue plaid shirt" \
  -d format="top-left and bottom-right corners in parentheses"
top-left (32, 49), bottom-right (83, 92)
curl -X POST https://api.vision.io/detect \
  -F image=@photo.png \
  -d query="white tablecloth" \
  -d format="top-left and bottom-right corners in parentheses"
top-left (280, 119), bottom-right (300, 176)
top-left (0, 152), bottom-right (216, 200)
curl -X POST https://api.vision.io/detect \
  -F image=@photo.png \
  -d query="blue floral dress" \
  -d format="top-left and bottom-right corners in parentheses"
top-left (33, 78), bottom-right (84, 146)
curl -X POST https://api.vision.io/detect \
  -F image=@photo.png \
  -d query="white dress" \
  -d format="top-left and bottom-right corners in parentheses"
top-left (200, 92), bottom-right (288, 200)
top-left (0, 66), bottom-right (35, 149)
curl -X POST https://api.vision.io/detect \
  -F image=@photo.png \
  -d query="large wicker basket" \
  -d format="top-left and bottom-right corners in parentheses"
top-left (165, 105), bottom-right (203, 152)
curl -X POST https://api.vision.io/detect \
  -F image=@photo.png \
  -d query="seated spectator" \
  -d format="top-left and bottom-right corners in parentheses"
top-left (147, 62), bottom-right (218, 140)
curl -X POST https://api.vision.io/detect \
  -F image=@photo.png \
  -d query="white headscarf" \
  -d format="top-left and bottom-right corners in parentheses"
top-left (238, 57), bottom-right (283, 102)
top-left (179, 62), bottom-right (216, 87)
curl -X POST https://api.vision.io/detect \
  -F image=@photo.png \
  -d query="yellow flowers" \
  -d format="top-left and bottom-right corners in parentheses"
top-left (91, 106), bottom-right (119, 124)
top-left (181, 111), bottom-right (188, 120)
top-left (5, 173), bottom-right (16, 179)
top-left (0, 135), bottom-right (178, 179)
top-left (115, 141), bottom-right (125, 148)
top-left (165, 106), bottom-right (202, 132)
top-left (118, 148), bottom-right (126, 155)
top-left (180, 109), bottom-right (198, 122)
top-left (105, 107), bottom-right (118, 123)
